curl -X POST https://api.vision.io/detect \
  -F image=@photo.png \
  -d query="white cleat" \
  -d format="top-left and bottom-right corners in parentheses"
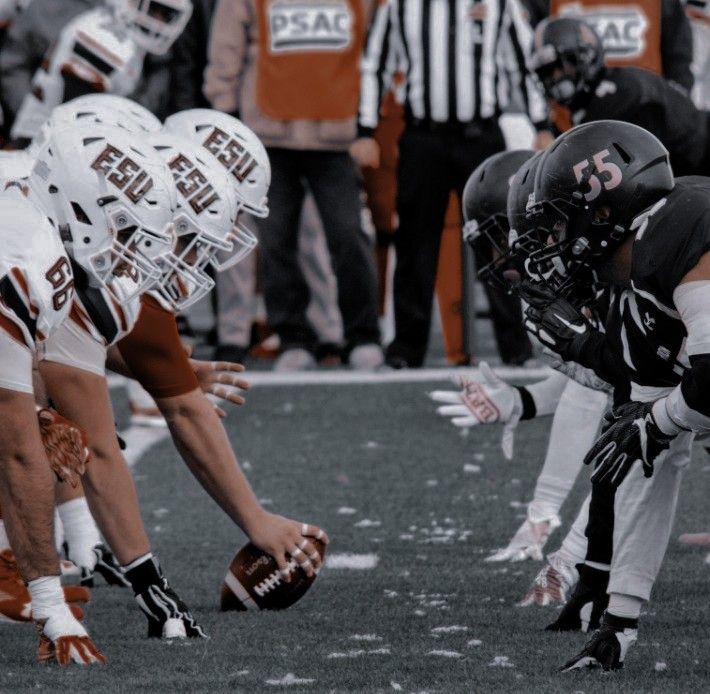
top-left (518, 552), bottom-right (579, 607)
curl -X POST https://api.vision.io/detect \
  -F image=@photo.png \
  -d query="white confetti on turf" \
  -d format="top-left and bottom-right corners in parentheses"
top-left (337, 507), bottom-right (357, 515)
top-left (463, 464), bottom-right (481, 474)
top-left (265, 673), bottom-right (315, 686)
top-left (327, 648), bottom-right (391, 659)
top-left (325, 553), bottom-right (379, 570)
top-left (414, 610), bottom-right (426, 616)
top-left (242, 460), bottom-right (252, 471)
top-left (488, 656), bottom-right (514, 668)
top-left (427, 650), bottom-right (463, 658)
top-left (363, 441), bottom-right (380, 449)
top-left (426, 479), bottom-right (439, 487)
top-left (509, 501), bottom-right (525, 509)
top-left (467, 639), bottom-right (482, 647)
top-left (655, 662), bottom-right (667, 672)
top-left (431, 626), bottom-right (469, 634)
top-left (384, 590), bottom-right (399, 598)
top-left (354, 519), bottom-right (381, 528)
top-left (153, 508), bottom-right (169, 518)
top-left (350, 634), bottom-right (383, 642)
top-left (473, 453), bottom-right (485, 461)
top-left (391, 683), bottom-right (403, 691)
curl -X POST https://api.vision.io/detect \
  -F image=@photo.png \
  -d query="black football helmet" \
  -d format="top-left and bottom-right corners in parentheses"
top-left (532, 120), bottom-right (674, 268)
top-left (528, 16), bottom-right (604, 108)
top-left (462, 149), bottom-right (535, 288)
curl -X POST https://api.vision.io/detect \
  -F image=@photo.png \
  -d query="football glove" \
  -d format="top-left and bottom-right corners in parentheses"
top-left (584, 401), bottom-right (675, 488)
top-left (37, 408), bottom-right (90, 487)
top-left (429, 361), bottom-right (523, 459)
top-left (485, 502), bottom-right (561, 562)
top-left (518, 553), bottom-right (579, 607)
top-left (35, 606), bottom-right (106, 666)
top-left (523, 296), bottom-right (593, 362)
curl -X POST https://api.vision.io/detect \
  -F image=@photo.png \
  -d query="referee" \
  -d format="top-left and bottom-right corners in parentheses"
top-left (352, 0), bottom-right (553, 368)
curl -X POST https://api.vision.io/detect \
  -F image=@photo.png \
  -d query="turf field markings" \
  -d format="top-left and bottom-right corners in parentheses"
top-left (463, 464), bottom-right (481, 474)
top-left (324, 553), bottom-right (379, 569)
top-left (349, 634), bottom-right (383, 641)
top-left (242, 365), bottom-right (551, 387)
top-left (426, 650), bottom-right (463, 658)
top-left (336, 506), bottom-right (356, 515)
top-left (265, 673), bottom-right (316, 686)
top-left (120, 425), bottom-right (170, 468)
top-left (431, 626), bottom-right (469, 635)
top-left (488, 656), bottom-right (514, 668)
top-left (353, 519), bottom-right (381, 528)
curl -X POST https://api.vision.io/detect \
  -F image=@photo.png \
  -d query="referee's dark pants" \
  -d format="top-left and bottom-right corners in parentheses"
top-left (387, 119), bottom-right (533, 367)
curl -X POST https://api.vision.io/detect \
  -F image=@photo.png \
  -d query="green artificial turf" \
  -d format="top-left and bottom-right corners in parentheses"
top-left (1, 381), bottom-right (709, 692)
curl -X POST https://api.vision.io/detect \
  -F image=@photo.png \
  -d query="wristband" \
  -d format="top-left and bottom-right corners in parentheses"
top-left (515, 386), bottom-right (537, 421)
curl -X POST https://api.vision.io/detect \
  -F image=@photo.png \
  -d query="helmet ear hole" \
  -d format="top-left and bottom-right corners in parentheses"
top-left (71, 201), bottom-right (92, 225)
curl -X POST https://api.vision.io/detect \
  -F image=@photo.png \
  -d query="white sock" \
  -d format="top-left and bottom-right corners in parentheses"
top-left (57, 498), bottom-right (101, 572)
top-left (0, 519), bottom-right (10, 552)
top-left (608, 592), bottom-right (643, 620)
top-left (555, 493), bottom-right (591, 566)
top-left (54, 509), bottom-right (64, 553)
top-left (28, 576), bottom-right (65, 620)
top-left (533, 380), bottom-right (608, 513)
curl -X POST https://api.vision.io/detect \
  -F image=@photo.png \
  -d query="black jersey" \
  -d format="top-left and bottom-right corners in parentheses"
top-left (603, 177), bottom-right (710, 392)
top-left (572, 67), bottom-right (708, 176)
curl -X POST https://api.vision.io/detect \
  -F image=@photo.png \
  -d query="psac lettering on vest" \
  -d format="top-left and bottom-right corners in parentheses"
top-left (268, 1), bottom-right (353, 53)
top-left (559, 5), bottom-right (648, 59)
top-left (168, 153), bottom-right (220, 215)
top-left (91, 144), bottom-right (154, 204)
top-left (202, 127), bottom-right (258, 184)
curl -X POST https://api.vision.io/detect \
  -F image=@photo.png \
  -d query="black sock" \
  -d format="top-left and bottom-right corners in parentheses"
top-left (603, 612), bottom-right (639, 631)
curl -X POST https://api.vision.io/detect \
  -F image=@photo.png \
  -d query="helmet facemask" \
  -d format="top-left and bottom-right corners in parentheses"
top-left (112, 0), bottom-right (192, 55)
top-left (464, 213), bottom-right (521, 290)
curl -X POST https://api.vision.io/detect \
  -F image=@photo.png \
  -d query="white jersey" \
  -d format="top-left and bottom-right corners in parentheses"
top-left (0, 150), bottom-right (34, 182)
top-left (11, 7), bottom-right (146, 141)
top-left (0, 186), bottom-right (74, 349)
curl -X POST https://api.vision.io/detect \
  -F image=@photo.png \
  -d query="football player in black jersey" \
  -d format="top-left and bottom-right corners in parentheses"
top-left (523, 119), bottom-right (710, 671)
top-left (529, 16), bottom-right (710, 176)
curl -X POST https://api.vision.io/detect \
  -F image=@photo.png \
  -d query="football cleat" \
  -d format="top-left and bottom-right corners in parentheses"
top-left (518, 553), bottom-right (579, 607)
top-left (559, 613), bottom-right (638, 672)
top-left (0, 551), bottom-right (90, 623)
top-left (135, 577), bottom-right (207, 639)
top-left (485, 510), bottom-right (561, 563)
top-left (80, 544), bottom-right (130, 588)
top-left (546, 564), bottom-right (608, 632)
top-left (36, 606), bottom-right (106, 666)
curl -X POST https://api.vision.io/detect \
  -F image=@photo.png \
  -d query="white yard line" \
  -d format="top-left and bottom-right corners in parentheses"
top-left (119, 426), bottom-right (170, 468)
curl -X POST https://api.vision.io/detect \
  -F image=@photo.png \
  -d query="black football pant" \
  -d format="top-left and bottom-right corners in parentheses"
top-left (388, 122), bottom-right (532, 367)
top-left (257, 148), bottom-right (380, 353)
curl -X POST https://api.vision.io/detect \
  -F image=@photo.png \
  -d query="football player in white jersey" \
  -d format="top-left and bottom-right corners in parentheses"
top-left (11, 0), bottom-right (192, 142)
top-left (0, 118), bottom-right (176, 664)
top-left (29, 110), bottom-right (326, 639)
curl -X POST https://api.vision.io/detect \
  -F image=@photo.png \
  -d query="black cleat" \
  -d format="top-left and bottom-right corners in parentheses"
top-left (560, 613), bottom-right (638, 672)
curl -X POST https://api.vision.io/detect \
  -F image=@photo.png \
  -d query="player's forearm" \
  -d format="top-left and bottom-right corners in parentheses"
top-left (157, 389), bottom-right (265, 533)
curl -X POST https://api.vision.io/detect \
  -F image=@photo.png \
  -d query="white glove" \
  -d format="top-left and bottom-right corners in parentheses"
top-left (484, 501), bottom-right (560, 562)
top-left (429, 361), bottom-right (523, 460)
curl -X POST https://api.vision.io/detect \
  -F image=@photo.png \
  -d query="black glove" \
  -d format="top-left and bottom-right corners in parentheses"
top-left (584, 401), bottom-right (675, 488)
top-left (522, 293), bottom-right (594, 361)
top-left (124, 555), bottom-right (207, 639)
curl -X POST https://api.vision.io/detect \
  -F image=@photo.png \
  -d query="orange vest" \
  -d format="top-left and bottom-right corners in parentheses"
top-left (255, 0), bottom-right (365, 121)
top-left (550, 0), bottom-right (662, 131)
top-left (550, 0), bottom-right (662, 74)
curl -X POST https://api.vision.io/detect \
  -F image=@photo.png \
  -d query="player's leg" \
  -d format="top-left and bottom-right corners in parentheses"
top-left (561, 434), bottom-right (692, 672)
top-left (39, 360), bottom-right (205, 638)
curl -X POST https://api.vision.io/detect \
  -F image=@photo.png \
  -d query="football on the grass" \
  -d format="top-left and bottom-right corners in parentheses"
top-left (220, 539), bottom-right (326, 611)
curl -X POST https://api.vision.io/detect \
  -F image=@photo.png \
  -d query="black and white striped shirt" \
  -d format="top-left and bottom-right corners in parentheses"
top-left (358, 0), bottom-right (548, 134)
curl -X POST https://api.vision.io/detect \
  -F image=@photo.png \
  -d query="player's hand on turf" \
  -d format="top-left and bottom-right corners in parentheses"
top-left (485, 513), bottom-right (560, 562)
top-left (584, 401), bottom-right (675, 487)
top-left (36, 408), bottom-right (90, 487)
top-left (35, 607), bottom-right (106, 666)
top-left (189, 358), bottom-right (250, 408)
top-left (429, 361), bottom-right (522, 459)
top-left (246, 512), bottom-right (329, 581)
top-left (135, 576), bottom-right (207, 639)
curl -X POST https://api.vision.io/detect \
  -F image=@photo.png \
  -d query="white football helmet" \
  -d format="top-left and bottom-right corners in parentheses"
top-left (149, 132), bottom-right (256, 309)
top-left (29, 95), bottom-right (163, 157)
top-left (107, 0), bottom-right (192, 55)
top-left (164, 109), bottom-right (270, 219)
top-left (28, 123), bottom-right (177, 305)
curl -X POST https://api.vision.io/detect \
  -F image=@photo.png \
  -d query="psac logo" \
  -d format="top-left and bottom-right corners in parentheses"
top-left (91, 145), bottom-right (153, 204)
top-left (203, 127), bottom-right (258, 184)
top-left (168, 154), bottom-right (220, 215)
top-left (559, 4), bottom-right (649, 59)
top-left (268, 1), bottom-right (353, 53)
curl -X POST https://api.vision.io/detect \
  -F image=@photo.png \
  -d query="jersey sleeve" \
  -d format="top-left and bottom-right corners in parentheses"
top-left (117, 295), bottom-right (199, 399)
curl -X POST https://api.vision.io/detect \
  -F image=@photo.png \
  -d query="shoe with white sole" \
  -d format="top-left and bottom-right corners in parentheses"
top-left (559, 613), bottom-right (637, 672)
top-left (274, 348), bottom-right (317, 372)
top-left (348, 343), bottom-right (384, 371)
